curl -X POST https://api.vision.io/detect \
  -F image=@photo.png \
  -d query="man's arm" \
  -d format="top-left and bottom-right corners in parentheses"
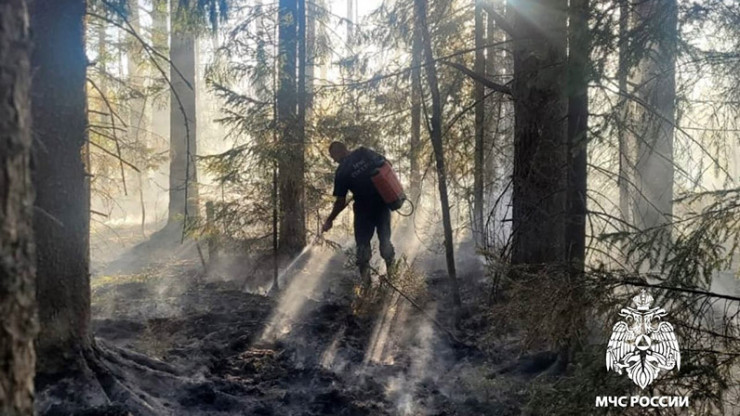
top-left (322, 196), bottom-right (347, 233)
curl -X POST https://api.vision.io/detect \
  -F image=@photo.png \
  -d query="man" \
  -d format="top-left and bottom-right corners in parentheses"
top-left (322, 142), bottom-right (395, 287)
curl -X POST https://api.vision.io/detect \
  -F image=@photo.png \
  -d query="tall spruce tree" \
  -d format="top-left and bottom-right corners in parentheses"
top-left (566, 0), bottom-right (589, 272)
top-left (510, 0), bottom-right (569, 268)
top-left (127, 0), bottom-right (149, 232)
top-left (409, 12), bottom-right (423, 203)
top-left (168, 0), bottom-right (199, 227)
top-left (630, 0), bottom-right (677, 233)
top-left (0, 0), bottom-right (37, 413)
top-left (31, 0), bottom-right (91, 376)
top-left (473, 0), bottom-right (486, 246)
top-left (277, 0), bottom-right (306, 255)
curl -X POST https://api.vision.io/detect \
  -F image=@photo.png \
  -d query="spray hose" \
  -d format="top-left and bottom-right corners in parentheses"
top-left (395, 197), bottom-right (415, 217)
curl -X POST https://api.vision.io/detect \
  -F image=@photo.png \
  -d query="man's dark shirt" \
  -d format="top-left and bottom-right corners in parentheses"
top-left (333, 147), bottom-right (385, 209)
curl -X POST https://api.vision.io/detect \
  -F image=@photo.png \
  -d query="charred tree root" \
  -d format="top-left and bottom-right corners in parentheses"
top-left (36, 340), bottom-right (186, 416)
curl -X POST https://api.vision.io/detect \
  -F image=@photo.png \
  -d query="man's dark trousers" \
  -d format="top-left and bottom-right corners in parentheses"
top-left (353, 200), bottom-right (395, 278)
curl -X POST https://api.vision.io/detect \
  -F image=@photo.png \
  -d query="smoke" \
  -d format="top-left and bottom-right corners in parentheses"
top-left (381, 302), bottom-right (440, 416)
top-left (259, 238), bottom-right (349, 343)
top-left (363, 292), bottom-right (403, 365)
top-left (320, 325), bottom-right (348, 371)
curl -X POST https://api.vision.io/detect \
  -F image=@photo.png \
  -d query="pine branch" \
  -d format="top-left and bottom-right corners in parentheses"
top-left (88, 141), bottom-right (141, 173)
top-left (440, 61), bottom-right (512, 95)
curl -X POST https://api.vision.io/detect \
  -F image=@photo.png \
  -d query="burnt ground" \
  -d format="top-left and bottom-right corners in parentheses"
top-left (70, 224), bottom-right (556, 416)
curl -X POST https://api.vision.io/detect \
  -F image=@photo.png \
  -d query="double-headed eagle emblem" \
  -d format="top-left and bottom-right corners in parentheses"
top-left (606, 289), bottom-right (681, 389)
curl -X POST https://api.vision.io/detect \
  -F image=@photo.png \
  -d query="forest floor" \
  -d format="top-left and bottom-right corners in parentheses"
top-left (81, 222), bottom-right (560, 416)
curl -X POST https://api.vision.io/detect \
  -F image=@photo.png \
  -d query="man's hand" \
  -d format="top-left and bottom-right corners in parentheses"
top-left (321, 219), bottom-right (333, 233)
top-left (322, 196), bottom-right (346, 233)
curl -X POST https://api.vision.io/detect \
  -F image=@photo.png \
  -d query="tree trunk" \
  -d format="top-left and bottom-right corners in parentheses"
top-left (126, 0), bottom-right (144, 146)
top-left (0, 0), bottom-right (37, 413)
top-left (473, 0), bottom-right (486, 246)
top-left (31, 0), bottom-right (91, 376)
top-left (510, 0), bottom-right (568, 268)
top-left (409, 8), bottom-right (422, 203)
top-left (152, 0), bottom-right (169, 124)
top-left (484, 7), bottom-right (498, 238)
top-left (151, 0), bottom-right (169, 218)
top-left (168, 1), bottom-right (198, 227)
top-left (346, 0), bottom-right (354, 43)
top-left (617, 0), bottom-right (631, 228)
top-left (298, 0), bottom-right (307, 169)
top-left (566, 0), bottom-right (589, 272)
top-left (630, 0), bottom-right (676, 233)
top-left (298, 0), bottom-right (308, 235)
top-left (483, 2), bottom-right (506, 248)
top-left (127, 0), bottom-right (148, 233)
top-left (305, 0), bottom-right (316, 113)
top-left (152, 0), bottom-right (168, 54)
top-left (93, 15), bottom-right (108, 195)
top-left (557, 0), bottom-right (590, 366)
top-left (415, 0), bottom-right (462, 309)
top-left (278, 0), bottom-right (306, 255)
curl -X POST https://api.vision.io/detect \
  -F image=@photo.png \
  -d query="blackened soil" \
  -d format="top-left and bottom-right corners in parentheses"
top-left (84, 242), bottom-right (532, 416)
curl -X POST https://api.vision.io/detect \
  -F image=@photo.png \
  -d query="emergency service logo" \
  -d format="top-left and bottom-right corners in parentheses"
top-left (605, 289), bottom-right (681, 389)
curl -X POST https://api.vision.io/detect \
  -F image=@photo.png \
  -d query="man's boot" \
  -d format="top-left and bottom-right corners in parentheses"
top-left (385, 258), bottom-right (397, 280)
top-left (360, 266), bottom-right (372, 292)
top-left (352, 265), bottom-right (373, 314)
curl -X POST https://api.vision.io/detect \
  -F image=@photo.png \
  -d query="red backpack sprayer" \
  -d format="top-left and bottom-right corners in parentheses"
top-left (371, 161), bottom-right (409, 213)
top-left (341, 159), bottom-right (414, 217)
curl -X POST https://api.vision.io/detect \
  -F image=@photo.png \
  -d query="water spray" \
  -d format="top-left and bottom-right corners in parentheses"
top-left (273, 199), bottom-right (353, 287)
top-left (274, 244), bottom-right (313, 285)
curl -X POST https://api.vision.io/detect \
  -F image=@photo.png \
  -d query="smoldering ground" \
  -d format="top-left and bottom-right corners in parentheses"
top-left (67, 212), bottom-right (547, 416)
